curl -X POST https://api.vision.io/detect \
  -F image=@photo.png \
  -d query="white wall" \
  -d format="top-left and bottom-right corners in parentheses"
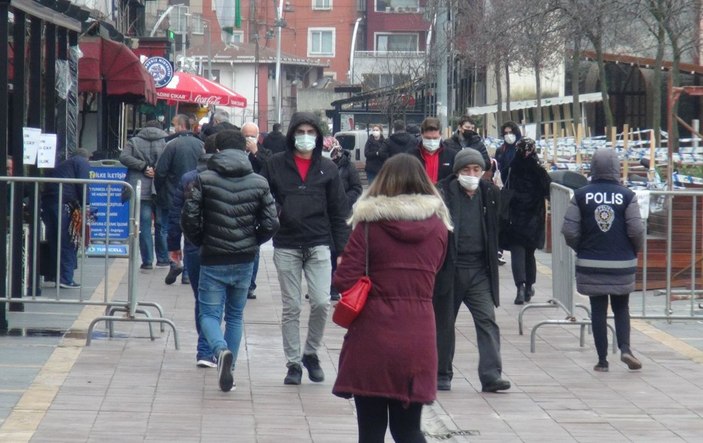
top-left (214, 62), bottom-right (257, 127)
top-left (482, 63), bottom-right (565, 135)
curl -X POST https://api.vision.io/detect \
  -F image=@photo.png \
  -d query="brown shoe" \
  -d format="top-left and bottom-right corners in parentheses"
top-left (621, 352), bottom-right (642, 370)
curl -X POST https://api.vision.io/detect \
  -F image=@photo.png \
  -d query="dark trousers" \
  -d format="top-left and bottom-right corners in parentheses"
top-left (353, 396), bottom-right (425, 443)
top-left (510, 244), bottom-right (536, 287)
top-left (436, 267), bottom-right (503, 386)
top-left (590, 294), bottom-right (631, 362)
top-left (41, 199), bottom-right (77, 285)
top-left (184, 248), bottom-right (213, 360)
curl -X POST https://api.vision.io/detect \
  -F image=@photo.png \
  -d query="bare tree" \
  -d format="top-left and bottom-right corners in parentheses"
top-left (511, 0), bottom-right (565, 139)
top-left (358, 52), bottom-right (427, 126)
top-left (555, 0), bottom-right (634, 132)
top-left (450, 0), bottom-right (521, 131)
top-left (659, 0), bottom-right (699, 150)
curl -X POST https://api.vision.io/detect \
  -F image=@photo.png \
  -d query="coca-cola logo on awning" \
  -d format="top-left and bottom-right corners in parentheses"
top-left (193, 95), bottom-right (222, 105)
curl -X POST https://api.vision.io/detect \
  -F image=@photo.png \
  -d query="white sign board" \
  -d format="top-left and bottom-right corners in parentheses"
top-left (22, 127), bottom-right (42, 165)
top-left (37, 134), bottom-right (58, 169)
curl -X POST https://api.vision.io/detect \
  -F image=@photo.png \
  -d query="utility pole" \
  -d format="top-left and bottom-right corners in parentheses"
top-left (274, 0), bottom-right (285, 125)
top-left (436, 4), bottom-right (449, 131)
top-left (252, 0), bottom-right (259, 124)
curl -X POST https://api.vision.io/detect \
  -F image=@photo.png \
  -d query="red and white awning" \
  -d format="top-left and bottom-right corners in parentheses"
top-left (157, 71), bottom-right (247, 108)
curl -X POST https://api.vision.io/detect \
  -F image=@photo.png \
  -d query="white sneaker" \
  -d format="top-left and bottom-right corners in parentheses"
top-left (196, 357), bottom-right (217, 368)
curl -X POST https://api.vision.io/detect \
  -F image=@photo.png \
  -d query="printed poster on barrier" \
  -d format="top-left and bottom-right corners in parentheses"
top-left (86, 162), bottom-right (130, 257)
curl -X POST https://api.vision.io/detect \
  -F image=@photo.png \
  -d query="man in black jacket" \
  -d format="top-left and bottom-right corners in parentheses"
top-left (443, 115), bottom-right (491, 168)
top-left (241, 121), bottom-right (273, 300)
top-left (155, 114), bottom-right (205, 210)
top-left (181, 130), bottom-right (279, 392)
top-left (381, 119), bottom-right (418, 157)
top-left (433, 148), bottom-right (510, 393)
top-left (41, 149), bottom-right (91, 288)
top-left (156, 114), bottom-right (204, 283)
top-left (263, 123), bottom-right (287, 154)
top-left (261, 112), bottom-right (349, 386)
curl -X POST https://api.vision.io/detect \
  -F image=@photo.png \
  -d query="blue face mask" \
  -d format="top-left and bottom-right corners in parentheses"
top-left (294, 134), bottom-right (316, 152)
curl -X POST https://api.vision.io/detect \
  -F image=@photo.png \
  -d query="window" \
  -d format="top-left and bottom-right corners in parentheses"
top-left (191, 13), bottom-right (204, 34)
top-left (375, 33), bottom-right (419, 51)
top-left (222, 31), bottom-right (244, 45)
top-left (374, 0), bottom-right (419, 12)
top-left (170, 6), bottom-right (188, 34)
top-left (308, 28), bottom-right (335, 57)
top-left (363, 73), bottom-right (410, 89)
top-left (313, 0), bottom-right (332, 10)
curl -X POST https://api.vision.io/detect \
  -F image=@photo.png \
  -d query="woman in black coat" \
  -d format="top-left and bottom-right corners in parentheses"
top-left (324, 136), bottom-right (363, 300)
top-left (501, 138), bottom-right (551, 305)
top-left (364, 124), bottom-right (387, 183)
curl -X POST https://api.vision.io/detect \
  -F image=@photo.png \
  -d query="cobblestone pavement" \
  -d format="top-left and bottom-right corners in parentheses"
top-left (1, 246), bottom-right (702, 442)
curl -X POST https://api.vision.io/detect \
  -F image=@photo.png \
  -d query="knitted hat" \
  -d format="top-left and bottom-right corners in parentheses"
top-left (453, 148), bottom-right (485, 172)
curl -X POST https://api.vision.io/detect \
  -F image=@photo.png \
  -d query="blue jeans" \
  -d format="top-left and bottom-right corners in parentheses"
top-left (41, 199), bottom-right (77, 285)
top-left (139, 201), bottom-right (169, 265)
top-left (184, 248), bottom-right (213, 361)
top-left (153, 204), bottom-right (169, 264)
top-left (198, 262), bottom-right (254, 365)
top-left (250, 248), bottom-right (259, 292)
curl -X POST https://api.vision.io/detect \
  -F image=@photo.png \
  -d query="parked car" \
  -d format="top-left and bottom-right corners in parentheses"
top-left (334, 130), bottom-right (369, 163)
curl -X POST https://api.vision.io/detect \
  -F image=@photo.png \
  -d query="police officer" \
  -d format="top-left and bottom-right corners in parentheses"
top-left (561, 148), bottom-right (645, 372)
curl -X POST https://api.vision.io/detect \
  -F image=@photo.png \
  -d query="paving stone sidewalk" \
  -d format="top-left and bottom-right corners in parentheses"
top-left (1, 245), bottom-right (703, 442)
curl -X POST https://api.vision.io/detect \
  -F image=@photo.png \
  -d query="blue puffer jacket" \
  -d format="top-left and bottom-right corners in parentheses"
top-left (561, 149), bottom-right (645, 296)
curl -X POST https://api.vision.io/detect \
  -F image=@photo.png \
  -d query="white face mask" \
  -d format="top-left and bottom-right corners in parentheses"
top-left (246, 135), bottom-right (258, 143)
top-left (294, 134), bottom-right (316, 152)
top-left (422, 138), bottom-right (441, 152)
top-left (458, 174), bottom-right (480, 191)
top-left (371, 130), bottom-right (380, 138)
top-left (321, 150), bottom-right (332, 158)
top-left (504, 133), bottom-right (516, 145)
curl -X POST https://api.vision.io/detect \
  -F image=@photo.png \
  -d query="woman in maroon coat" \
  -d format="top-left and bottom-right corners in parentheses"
top-left (333, 154), bottom-right (451, 442)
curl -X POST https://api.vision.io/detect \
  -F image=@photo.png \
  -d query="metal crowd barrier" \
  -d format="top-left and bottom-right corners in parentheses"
top-left (630, 189), bottom-right (703, 321)
top-left (0, 176), bottom-right (178, 349)
top-left (518, 182), bottom-right (615, 352)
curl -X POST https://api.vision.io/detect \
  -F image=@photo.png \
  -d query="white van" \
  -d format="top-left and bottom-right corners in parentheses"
top-left (334, 130), bottom-right (369, 163)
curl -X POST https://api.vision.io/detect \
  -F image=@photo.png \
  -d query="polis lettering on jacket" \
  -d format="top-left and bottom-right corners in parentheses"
top-left (585, 192), bottom-right (623, 205)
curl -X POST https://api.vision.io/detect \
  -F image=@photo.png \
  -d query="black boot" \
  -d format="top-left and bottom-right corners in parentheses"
top-left (514, 283), bottom-right (526, 305)
top-left (525, 284), bottom-right (534, 302)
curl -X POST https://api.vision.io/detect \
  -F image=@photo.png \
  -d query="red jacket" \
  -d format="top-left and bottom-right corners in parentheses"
top-left (332, 194), bottom-right (450, 405)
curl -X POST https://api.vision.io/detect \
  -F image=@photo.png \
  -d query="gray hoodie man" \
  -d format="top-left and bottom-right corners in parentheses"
top-left (120, 123), bottom-right (167, 201)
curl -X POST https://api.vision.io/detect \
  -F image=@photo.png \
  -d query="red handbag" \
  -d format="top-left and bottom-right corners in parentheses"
top-left (333, 223), bottom-right (372, 328)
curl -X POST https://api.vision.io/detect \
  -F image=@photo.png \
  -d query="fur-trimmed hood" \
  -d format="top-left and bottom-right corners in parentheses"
top-left (349, 194), bottom-right (453, 233)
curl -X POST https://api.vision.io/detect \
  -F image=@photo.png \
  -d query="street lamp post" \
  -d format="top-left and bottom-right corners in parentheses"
top-left (206, 21), bottom-right (212, 80)
top-left (150, 4), bottom-right (189, 69)
top-left (274, 0), bottom-right (285, 125)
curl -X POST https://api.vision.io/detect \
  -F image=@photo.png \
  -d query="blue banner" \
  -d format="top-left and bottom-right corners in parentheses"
top-left (87, 163), bottom-right (130, 257)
